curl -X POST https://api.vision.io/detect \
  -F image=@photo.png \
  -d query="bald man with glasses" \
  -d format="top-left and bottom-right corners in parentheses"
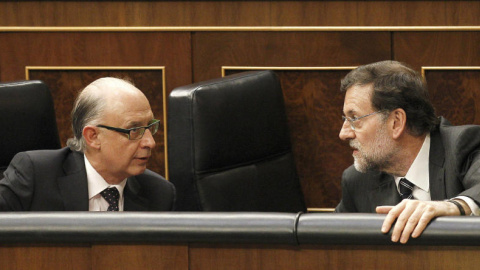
top-left (0, 77), bottom-right (175, 211)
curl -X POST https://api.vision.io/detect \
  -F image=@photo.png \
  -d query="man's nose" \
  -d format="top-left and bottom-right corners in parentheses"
top-left (339, 120), bottom-right (355, 141)
top-left (140, 129), bottom-right (156, 148)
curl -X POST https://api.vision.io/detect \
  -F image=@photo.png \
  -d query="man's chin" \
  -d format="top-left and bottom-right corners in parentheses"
top-left (353, 162), bottom-right (367, 173)
top-left (128, 166), bottom-right (147, 176)
top-left (353, 159), bottom-right (377, 173)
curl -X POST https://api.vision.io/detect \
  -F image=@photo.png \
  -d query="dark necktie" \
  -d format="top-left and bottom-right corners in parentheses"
top-left (399, 178), bottom-right (415, 200)
top-left (100, 187), bottom-right (120, 211)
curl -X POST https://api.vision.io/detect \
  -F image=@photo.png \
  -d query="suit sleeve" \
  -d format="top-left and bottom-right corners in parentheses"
top-left (0, 152), bottom-right (35, 210)
top-left (458, 149), bottom-right (480, 206)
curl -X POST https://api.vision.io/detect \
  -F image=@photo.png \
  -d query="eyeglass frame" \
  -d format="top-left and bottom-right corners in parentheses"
top-left (97, 119), bottom-right (160, 140)
top-left (342, 110), bottom-right (385, 131)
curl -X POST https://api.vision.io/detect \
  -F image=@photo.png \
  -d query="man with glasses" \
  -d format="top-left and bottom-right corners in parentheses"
top-left (0, 77), bottom-right (175, 211)
top-left (335, 61), bottom-right (480, 243)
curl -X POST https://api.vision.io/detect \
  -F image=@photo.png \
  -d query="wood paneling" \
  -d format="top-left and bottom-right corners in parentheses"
top-left (424, 70), bottom-right (480, 126)
top-left (394, 32), bottom-right (480, 71)
top-left (2, 243), bottom-right (479, 270)
top-left (0, 245), bottom-right (91, 269)
top-left (193, 31), bottom-right (391, 81)
top-left (1, 1), bottom-right (479, 27)
top-left (190, 244), bottom-right (302, 270)
top-left (0, 32), bottom-right (192, 91)
top-left (92, 244), bottom-right (188, 269)
top-left (0, 244), bottom-right (188, 269)
top-left (189, 244), bottom-right (480, 270)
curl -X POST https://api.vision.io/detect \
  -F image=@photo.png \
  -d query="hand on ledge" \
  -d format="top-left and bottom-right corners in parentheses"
top-left (376, 199), bottom-right (466, 244)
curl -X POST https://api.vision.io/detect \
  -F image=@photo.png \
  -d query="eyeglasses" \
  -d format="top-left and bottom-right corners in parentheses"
top-left (97, 119), bottom-right (160, 140)
top-left (342, 111), bottom-right (383, 131)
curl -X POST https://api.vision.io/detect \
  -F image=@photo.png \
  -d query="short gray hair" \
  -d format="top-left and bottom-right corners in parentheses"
top-left (66, 87), bottom-right (106, 152)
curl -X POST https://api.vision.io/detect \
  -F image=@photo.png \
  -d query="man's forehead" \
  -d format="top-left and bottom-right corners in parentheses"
top-left (102, 104), bottom-right (153, 125)
top-left (343, 84), bottom-right (373, 113)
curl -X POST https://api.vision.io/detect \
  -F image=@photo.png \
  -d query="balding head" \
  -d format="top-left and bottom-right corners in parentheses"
top-left (66, 77), bottom-right (149, 152)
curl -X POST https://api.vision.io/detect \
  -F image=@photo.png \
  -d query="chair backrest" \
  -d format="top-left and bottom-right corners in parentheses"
top-left (0, 80), bottom-right (61, 174)
top-left (168, 70), bottom-right (306, 212)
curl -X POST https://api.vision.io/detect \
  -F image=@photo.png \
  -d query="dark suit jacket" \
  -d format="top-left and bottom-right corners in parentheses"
top-left (0, 147), bottom-right (176, 211)
top-left (336, 117), bottom-right (480, 213)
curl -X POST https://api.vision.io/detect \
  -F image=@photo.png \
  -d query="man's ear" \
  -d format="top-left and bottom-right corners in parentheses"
top-left (390, 108), bottom-right (407, 139)
top-left (83, 126), bottom-right (101, 149)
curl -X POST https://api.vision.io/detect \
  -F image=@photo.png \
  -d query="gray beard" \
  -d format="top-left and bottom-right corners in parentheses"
top-left (350, 127), bottom-right (396, 173)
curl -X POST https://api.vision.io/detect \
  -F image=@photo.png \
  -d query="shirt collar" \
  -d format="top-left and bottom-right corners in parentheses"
top-left (395, 133), bottom-right (430, 192)
top-left (84, 155), bottom-right (127, 200)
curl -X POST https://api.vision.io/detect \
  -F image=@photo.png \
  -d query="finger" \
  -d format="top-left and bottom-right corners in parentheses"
top-left (381, 201), bottom-right (407, 234)
top-left (411, 205), bottom-right (436, 239)
top-left (376, 205), bottom-right (394, 214)
top-left (390, 200), bottom-right (418, 242)
top-left (399, 205), bottom-right (426, 244)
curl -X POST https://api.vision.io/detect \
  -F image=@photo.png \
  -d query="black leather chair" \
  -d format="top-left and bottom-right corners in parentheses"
top-left (168, 70), bottom-right (306, 212)
top-left (0, 80), bottom-right (61, 174)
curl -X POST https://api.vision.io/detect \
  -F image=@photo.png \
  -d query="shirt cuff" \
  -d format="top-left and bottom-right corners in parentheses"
top-left (454, 196), bottom-right (480, 216)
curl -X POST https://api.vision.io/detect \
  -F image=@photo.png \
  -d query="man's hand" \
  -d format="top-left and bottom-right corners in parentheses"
top-left (376, 200), bottom-right (464, 244)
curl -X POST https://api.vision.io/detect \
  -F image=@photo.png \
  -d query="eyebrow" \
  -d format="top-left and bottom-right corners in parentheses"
top-left (343, 109), bottom-right (356, 116)
top-left (125, 121), bottom-right (146, 129)
top-left (126, 118), bottom-right (156, 128)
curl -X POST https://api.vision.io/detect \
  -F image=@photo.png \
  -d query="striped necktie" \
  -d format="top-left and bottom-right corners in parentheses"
top-left (399, 178), bottom-right (414, 200)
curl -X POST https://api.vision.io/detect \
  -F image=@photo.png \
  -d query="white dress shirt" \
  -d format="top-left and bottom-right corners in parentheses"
top-left (394, 134), bottom-right (479, 215)
top-left (84, 155), bottom-right (127, 211)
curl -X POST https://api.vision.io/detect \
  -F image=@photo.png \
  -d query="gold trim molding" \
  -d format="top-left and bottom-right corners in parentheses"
top-left (421, 66), bottom-right (480, 78)
top-left (25, 66), bottom-right (170, 179)
top-left (2, 26), bottom-right (480, 32)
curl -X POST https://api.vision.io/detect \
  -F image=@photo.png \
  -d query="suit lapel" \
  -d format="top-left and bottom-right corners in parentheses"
top-left (57, 151), bottom-right (89, 211)
top-left (429, 128), bottom-right (446, 200)
top-left (124, 176), bottom-right (149, 211)
top-left (368, 173), bottom-right (401, 209)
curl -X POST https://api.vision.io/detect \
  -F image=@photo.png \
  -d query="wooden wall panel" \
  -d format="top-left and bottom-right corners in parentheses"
top-left (0, 32), bottom-right (192, 177)
top-left (196, 32), bottom-right (391, 208)
top-left (92, 244), bottom-right (188, 269)
top-left (0, 32), bottom-right (192, 91)
top-left (1, 1), bottom-right (479, 26)
top-left (394, 32), bottom-right (480, 71)
top-left (193, 32), bottom-right (391, 81)
top-left (190, 244), bottom-right (302, 270)
top-left (1, 243), bottom-right (480, 270)
top-left (189, 244), bottom-right (480, 270)
top-left (0, 245), bottom-right (91, 269)
top-left (424, 70), bottom-right (480, 126)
